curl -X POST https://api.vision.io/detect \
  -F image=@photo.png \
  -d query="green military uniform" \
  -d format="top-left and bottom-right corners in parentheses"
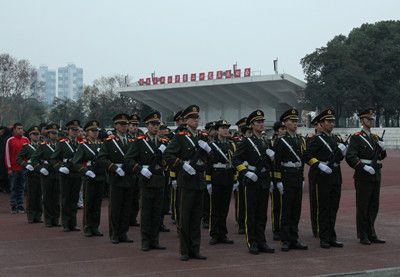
top-left (98, 113), bottom-right (134, 244)
top-left (51, 120), bottom-right (82, 232)
top-left (345, 108), bottom-right (387, 245)
top-left (233, 110), bottom-right (275, 255)
top-left (164, 105), bottom-right (208, 261)
top-left (206, 120), bottom-right (236, 245)
top-left (274, 109), bottom-right (308, 251)
top-left (72, 120), bottom-right (105, 237)
top-left (269, 122), bottom-right (285, 241)
top-left (16, 126), bottom-right (42, 223)
top-left (233, 117), bottom-right (248, 235)
top-left (304, 109), bottom-right (345, 248)
top-left (125, 111), bottom-right (167, 251)
top-left (31, 124), bottom-right (60, 227)
top-left (128, 114), bottom-right (141, 227)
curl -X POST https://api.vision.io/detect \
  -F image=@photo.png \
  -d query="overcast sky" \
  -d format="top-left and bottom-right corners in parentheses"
top-left (1, 0), bottom-right (399, 84)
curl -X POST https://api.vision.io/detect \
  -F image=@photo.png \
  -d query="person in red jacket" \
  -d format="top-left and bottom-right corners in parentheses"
top-left (5, 123), bottom-right (29, 213)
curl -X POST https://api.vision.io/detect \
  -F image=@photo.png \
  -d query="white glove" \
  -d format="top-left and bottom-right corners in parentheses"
top-left (140, 167), bottom-right (152, 179)
top-left (25, 164), bottom-right (34, 171)
top-left (318, 163), bottom-right (332, 174)
top-left (198, 140), bottom-right (212, 153)
top-left (207, 184), bottom-right (212, 195)
top-left (277, 182), bottom-right (284, 194)
top-left (59, 167), bottom-right (70, 175)
top-left (269, 181), bottom-right (274, 193)
top-left (266, 149), bottom-right (275, 160)
top-left (158, 144), bottom-right (167, 153)
top-left (363, 165), bottom-right (376, 175)
top-left (171, 179), bottom-right (177, 189)
top-left (115, 167), bottom-right (125, 177)
top-left (85, 170), bottom-right (96, 179)
top-left (338, 143), bottom-right (347, 156)
top-left (245, 171), bottom-right (258, 182)
top-left (233, 181), bottom-right (239, 192)
top-left (182, 162), bottom-right (196, 175)
top-left (40, 168), bottom-right (49, 176)
top-left (378, 141), bottom-right (385, 150)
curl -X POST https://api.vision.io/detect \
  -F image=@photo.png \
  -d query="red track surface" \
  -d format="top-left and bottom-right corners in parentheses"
top-left (0, 150), bottom-right (399, 277)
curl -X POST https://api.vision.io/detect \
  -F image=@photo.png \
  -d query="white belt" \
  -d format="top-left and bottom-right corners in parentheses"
top-left (360, 159), bottom-right (372, 164)
top-left (143, 165), bottom-right (161, 170)
top-left (281, 161), bottom-right (302, 168)
top-left (184, 160), bottom-right (204, 166)
top-left (115, 163), bottom-right (123, 168)
top-left (247, 165), bottom-right (266, 173)
top-left (213, 163), bottom-right (232, 169)
top-left (320, 161), bottom-right (339, 167)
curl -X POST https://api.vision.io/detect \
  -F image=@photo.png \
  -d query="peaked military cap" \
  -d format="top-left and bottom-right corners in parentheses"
top-left (358, 108), bottom-right (375, 119)
top-left (113, 113), bottom-right (129, 124)
top-left (280, 108), bottom-right (299, 122)
top-left (215, 120), bottom-right (231, 129)
top-left (129, 114), bottom-right (140, 125)
top-left (144, 111), bottom-right (161, 124)
top-left (27, 126), bottom-right (40, 135)
top-left (316, 108), bottom-right (335, 122)
top-left (182, 105), bottom-right (200, 119)
top-left (205, 121), bottom-right (217, 130)
top-left (84, 120), bottom-right (100, 131)
top-left (173, 110), bottom-right (183, 122)
top-left (65, 120), bottom-right (81, 129)
top-left (235, 117), bottom-right (247, 127)
top-left (246, 110), bottom-right (264, 126)
top-left (45, 123), bottom-right (60, 132)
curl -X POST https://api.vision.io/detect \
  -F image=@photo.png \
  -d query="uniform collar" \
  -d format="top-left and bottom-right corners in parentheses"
top-left (362, 128), bottom-right (371, 137)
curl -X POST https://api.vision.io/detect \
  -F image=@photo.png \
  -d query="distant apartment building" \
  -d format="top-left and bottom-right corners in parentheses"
top-left (37, 65), bottom-right (56, 104)
top-left (57, 64), bottom-right (83, 99)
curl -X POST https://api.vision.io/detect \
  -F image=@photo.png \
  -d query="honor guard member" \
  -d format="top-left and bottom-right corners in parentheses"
top-left (170, 110), bottom-right (184, 228)
top-left (125, 111), bottom-right (168, 251)
top-left (50, 120), bottom-right (82, 232)
top-left (128, 114), bottom-right (141, 227)
top-left (98, 113), bottom-right (134, 244)
top-left (201, 121), bottom-right (217, 229)
top-left (304, 109), bottom-right (346, 248)
top-left (164, 105), bottom-right (210, 261)
top-left (346, 108), bottom-right (387, 245)
top-left (274, 109), bottom-right (308, 252)
top-left (233, 117), bottom-right (251, 235)
top-left (233, 110), bottom-right (275, 255)
top-left (206, 120), bottom-right (237, 245)
top-left (158, 122), bottom-right (171, 233)
top-left (17, 126), bottom-right (42, 223)
top-left (307, 116), bottom-right (323, 238)
top-left (72, 120), bottom-right (105, 237)
top-left (270, 121), bottom-right (286, 241)
top-left (31, 124), bottom-right (60, 227)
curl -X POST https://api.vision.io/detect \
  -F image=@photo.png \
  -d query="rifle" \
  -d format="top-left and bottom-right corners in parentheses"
top-left (371, 130), bottom-right (386, 169)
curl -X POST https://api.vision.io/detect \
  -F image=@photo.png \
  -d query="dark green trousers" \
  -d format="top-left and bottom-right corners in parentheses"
top-left (308, 168), bottom-right (318, 237)
top-left (179, 187), bottom-right (203, 256)
top-left (60, 176), bottom-right (81, 229)
top-left (141, 186), bottom-right (164, 246)
top-left (130, 179), bottom-right (140, 225)
top-left (210, 184), bottom-right (232, 239)
top-left (26, 174), bottom-right (42, 223)
top-left (202, 190), bottom-right (210, 224)
top-left (83, 178), bottom-right (104, 233)
top-left (234, 180), bottom-right (246, 231)
top-left (355, 178), bottom-right (381, 240)
top-left (270, 184), bottom-right (282, 236)
top-left (244, 181), bottom-right (269, 248)
top-left (41, 176), bottom-right (60, 226)
top-left (109, 185), bottom-right (133, 240)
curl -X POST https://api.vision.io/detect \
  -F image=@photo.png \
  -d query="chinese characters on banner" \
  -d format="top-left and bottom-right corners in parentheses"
top-left (138, 67), bottom-right (251, 86)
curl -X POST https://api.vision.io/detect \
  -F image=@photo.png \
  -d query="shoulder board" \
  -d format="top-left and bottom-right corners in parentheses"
top-left (137, 136), bottom-right (146, 140)
top-left (353, 132), bottom-right (362, 136)
top-left (79, 140), bottom-right (87, 144)
top-left (200, 132), bottom-right (208, 137)
top-left (105, 135), bottom-right (115, 141)
top-left (23, 142), bottom-right (29, 146)
top-left (178, 131), bottom-right (189, 136)
top-left (128, 138), bottom-right (135, 142)
top-left (59, 138), bottom-right (67, 142)
top-left (40, 141), bottom-right (48, 145)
